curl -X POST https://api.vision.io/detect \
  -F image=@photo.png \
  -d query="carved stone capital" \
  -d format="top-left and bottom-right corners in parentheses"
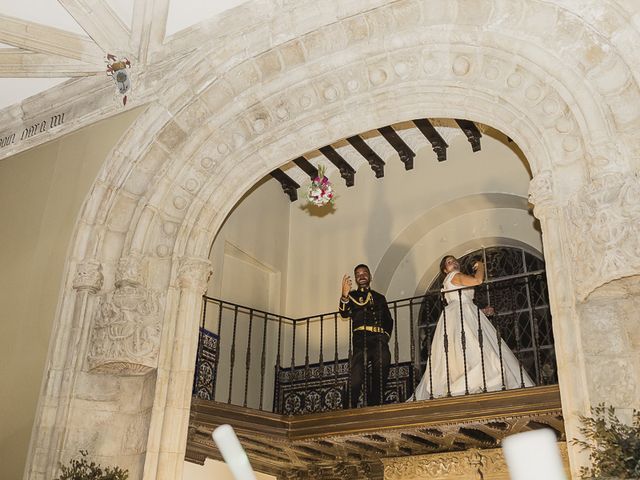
top-left (178, 257), bottom-right (213, 294)
top-left (566, 171), bottom-right (640, 300)
top-left (72, 260), bottom-right (103, 293)
top-left (528, 170), bottom-right (557, 218)
top-left (115, 253), bottom-right (144, 287)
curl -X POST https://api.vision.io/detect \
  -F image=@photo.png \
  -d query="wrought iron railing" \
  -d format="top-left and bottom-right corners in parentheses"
top-left (193, 271), bottom-right (556, 415)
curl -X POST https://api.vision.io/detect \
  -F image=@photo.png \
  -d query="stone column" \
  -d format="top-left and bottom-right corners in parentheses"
top-left (529, 171), bottom-right (589, 478)
top-left (564, 172), bottom-right (640, 417)
top-left (529, 170), bottom-right (640, 478)
top-left (27, 260), bottom-right (103, 480)
top-left (144, 257), bottom-right (212, 480)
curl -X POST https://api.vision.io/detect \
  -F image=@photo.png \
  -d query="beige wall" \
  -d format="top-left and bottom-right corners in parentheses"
top-left (205, 177), bottom-right (291, 409)
top-left (207, 176), bottom-right (291, 312)
top-left (0, 108), bottom-right (142, 480)
top-left (183, 458), bottom-right (275, 480)
top-left (285, 133), bottom-right (534, 317)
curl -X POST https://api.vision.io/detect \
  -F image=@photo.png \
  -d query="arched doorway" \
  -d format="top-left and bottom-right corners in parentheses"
top-left (25, 2), bottom-right (640, 479)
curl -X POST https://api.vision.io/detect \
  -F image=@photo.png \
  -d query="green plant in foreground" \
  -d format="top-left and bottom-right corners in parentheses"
top-left (55, 450), bottom-right (128, 480)
top-left (572, 404), bottom-right (640, 479)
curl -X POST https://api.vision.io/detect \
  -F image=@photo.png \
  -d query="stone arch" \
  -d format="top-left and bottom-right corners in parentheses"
top-left (28, 1), bottom-right (640, 479)
top-left (414, 236), bottom-right (544, 297)
top-left (372, 193), bottom-right (532, 293)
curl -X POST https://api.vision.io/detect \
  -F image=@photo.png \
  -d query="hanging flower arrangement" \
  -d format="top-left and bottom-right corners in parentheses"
top-left (306, 164), bottom-right (335, 207)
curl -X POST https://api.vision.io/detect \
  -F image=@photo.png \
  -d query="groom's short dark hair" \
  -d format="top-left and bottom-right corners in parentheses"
top-left (354, 264), bottom-right (370, 274)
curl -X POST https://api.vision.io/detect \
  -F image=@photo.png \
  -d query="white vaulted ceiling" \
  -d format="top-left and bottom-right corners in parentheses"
top-left (0, 0), bottom-right (249, 109)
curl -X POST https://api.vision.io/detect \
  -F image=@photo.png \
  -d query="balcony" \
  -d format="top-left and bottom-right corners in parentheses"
top-left (186, 270), bottom-right (564, 479)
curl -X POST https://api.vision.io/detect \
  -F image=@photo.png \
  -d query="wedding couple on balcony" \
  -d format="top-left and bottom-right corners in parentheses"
top-left (339, 257), bottom-right (533, 408)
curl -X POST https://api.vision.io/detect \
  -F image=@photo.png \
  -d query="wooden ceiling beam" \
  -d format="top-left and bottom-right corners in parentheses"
top-left (319, 145), bottom-right (355, 187)
top-left (413, 118), bottom-right (448, 161)
top-left (378, 126), bottom-right (414, 170)
top-left (455, 119), bottom-right (482, 152)
top-left (270, 169), bottom-right (300, 202)
top-left (292, 156), bottom-right (319, 179)
top-left (346, 135), bottom-right (385, 178)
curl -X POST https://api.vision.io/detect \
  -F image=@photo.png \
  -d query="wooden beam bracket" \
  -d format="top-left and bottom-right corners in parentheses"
top-left (346, 135), bottom-right (385, 178)
top-left (413, 118), bottom-right (448, 162)
top-left (455, 119), bottom-right (482, 152)
top-left (319, 145), bottom-right (355, 187)
top-left (292, 156), bottom-right (319, 179)
top-left (270, 169), bottom-right (300, 202)
top-left (378, 126), bottom-right (415, 170)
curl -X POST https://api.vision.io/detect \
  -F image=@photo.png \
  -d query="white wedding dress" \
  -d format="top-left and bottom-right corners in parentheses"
top-left (412, 270), bottom-right (534, 400)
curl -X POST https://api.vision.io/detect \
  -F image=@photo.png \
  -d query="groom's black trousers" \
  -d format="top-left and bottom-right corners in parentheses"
top-left (349, 331), bottom-right (391, 408)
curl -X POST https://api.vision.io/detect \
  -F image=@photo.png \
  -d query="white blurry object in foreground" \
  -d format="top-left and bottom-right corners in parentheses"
top-left (212, 424), bottom-right (257, 480)
top-left (502, 429), bottom-right (566, 480)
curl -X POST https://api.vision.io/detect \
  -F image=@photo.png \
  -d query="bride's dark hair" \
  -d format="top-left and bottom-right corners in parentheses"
top-left (440, 255), bottom-right (455, 274)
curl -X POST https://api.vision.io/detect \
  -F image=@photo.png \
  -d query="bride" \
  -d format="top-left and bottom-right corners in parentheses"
top-left (411, 255), bottom-right (534, 400)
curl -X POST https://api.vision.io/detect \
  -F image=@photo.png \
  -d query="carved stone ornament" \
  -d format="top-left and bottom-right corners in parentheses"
top-left (178, 257), bottom-right (213, 294)
top-left (566, 171), bottom-right (640, 300)
top-left (72, 260), bottom-right (103, 293)
top-left (383, 448), bottom-right (509, 480)
top-left (528, 170), bottom-right (555, 217)
top-left (87, 255), bottom-right (163, 375)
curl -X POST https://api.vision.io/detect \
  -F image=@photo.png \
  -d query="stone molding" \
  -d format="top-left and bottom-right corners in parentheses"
top-left (86, 254), bottom-right (163, 374)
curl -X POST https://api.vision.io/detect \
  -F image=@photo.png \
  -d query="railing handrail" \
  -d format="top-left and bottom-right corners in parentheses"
top-left (202, 269), bottom-right (547, 324)
top-left (202, 295), bottom-right (297, 322)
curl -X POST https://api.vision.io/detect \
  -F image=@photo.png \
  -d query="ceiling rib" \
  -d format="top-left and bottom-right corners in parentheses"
top-left (0, 14), bottom-right (103, 64)
top-left (0, 50), bottom-right (102, 77)
top-left (59, 0), bottom-right (132, 54)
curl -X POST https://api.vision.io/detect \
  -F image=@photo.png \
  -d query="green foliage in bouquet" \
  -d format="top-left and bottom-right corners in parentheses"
top-left (572, 404), bottom-right (640, 479)
top-left (55, 450), bottom-right (128, 480)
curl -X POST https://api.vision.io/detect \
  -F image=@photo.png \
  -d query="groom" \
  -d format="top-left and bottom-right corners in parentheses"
top-left (339, 264), bottom-right (393, 408)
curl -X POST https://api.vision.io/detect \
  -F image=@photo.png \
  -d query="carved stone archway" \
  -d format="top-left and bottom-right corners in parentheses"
top-left (26, 1), bottom-right (640, 479)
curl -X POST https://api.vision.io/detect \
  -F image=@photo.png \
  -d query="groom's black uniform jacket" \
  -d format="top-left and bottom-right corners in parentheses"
top-left (338, 288), bottom-right (394, 336)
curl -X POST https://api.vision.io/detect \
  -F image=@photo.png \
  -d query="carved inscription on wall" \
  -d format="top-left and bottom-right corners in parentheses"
top-left (0, 112), bottom-right (66, 149)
